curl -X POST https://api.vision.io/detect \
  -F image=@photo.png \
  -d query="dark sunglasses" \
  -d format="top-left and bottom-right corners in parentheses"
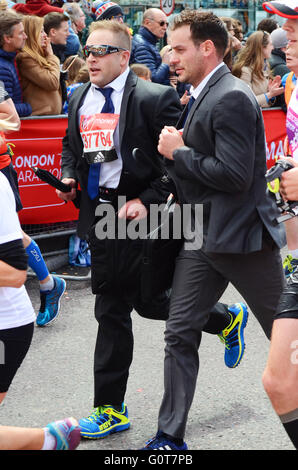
top-left (82, 44), bottom-right (128, 58)
top-left (148, 18), bottom-right (169, 27)
top-left (157, 20), bottom-right (168, 27)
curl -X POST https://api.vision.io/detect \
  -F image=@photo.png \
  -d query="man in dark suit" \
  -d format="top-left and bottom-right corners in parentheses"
top-left (141, 10), bottom-right (286, 450)
top-left (56, 19), bottom-right (182, 439)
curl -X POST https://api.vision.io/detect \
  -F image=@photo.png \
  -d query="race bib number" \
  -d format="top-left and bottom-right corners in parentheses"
top-left (80, 113), bottom-right (119, 163)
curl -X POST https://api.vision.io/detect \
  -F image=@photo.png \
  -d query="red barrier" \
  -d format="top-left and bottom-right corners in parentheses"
top-left (262, 108), bottom-right (287, 169)
top-left (7, 110), bottom-right (287, 225)
top-left (7, 116), bottom-right (79, 225)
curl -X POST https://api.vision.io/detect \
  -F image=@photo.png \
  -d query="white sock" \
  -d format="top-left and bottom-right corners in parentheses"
top-left (41, 427), bottom-right (56, 450)
top-left (289, 249), bottom-right (298, 259)
top-left (40, 275), bottom-right (55, 292)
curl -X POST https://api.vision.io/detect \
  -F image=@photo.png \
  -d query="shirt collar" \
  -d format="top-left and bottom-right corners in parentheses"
top-left (90, 67), bottom-right (130, 94)
top-left (191, 62), bottom-right (225, 100)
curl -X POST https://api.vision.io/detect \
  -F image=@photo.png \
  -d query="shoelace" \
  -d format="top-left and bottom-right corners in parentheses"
top-left (86, 406), bottom-right (107, 423)
top-left (218, 334), bottom-right (230, 350)
top-left (86, 406), bottom-right (121, 426)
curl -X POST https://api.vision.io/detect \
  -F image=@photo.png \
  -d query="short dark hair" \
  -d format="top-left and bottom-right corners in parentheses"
top-left (257, 18), bottom-right (279, 34)
top-left (170, 10), bottom-right (228, 59)
top-left (43, 12), bottom-right (69, 35)
top-left (0, 10), bottom-right (23, 48)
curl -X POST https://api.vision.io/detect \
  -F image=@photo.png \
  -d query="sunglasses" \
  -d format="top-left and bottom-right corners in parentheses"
top-left (82, 44), bottom-right (128, 58)
top-left (148, 18), bottom-right (169, 27)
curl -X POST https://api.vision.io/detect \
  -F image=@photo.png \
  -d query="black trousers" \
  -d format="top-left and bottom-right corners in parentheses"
top-left (93, 291), bottom-right (134, 407)
top-left (157, 239), bottom-right (285, 439)
top-left (0, 322), bottom-right (34, 393)
top-left (93, 288), bottom-right (232, 407)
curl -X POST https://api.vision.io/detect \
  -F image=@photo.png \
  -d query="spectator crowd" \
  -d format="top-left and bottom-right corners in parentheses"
top-left (0, 0), bottom-right (294, 119)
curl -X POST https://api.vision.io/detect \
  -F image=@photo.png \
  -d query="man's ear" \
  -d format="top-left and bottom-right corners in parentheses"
top-left (48, 27), bottom-right (55, 40)
top-left (3, 33), bottom-right (11, 46)
top-left (200, 39), bottom-right (215, 57)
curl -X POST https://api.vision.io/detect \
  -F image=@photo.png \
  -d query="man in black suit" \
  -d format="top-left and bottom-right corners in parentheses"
top-left (56, 19), bottom-right (182, 439)
top-left (141, 10), bottom-right (286, 450)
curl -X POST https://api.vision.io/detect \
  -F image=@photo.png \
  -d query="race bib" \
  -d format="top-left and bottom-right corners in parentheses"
top-left (80, 113), bottom-right (119, 164)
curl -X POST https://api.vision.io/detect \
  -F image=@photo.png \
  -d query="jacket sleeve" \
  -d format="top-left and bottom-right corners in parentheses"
top-left (14, 102), bottom-right (32, 117)
top-left (61, 95), bottom-right (79, 181)
top-left (138, 87), bottom-right (182, 206)
top-left (173, 90), bottom-right (259, 194)
top-left (17, 54), bottom-right (61, 91)
top-left (0, 67), bottom-right (32, 117)
top-left (240, 67), bottom-right (269, 108)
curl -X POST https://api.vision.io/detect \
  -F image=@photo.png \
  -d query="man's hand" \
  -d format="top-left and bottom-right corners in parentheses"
top-left (118, 198), bottom-right (148, 220)
top-left (158, 126), bottom-right (184, 160)
top-left (56, 178), bottom-right (77, 201)
top-left (280, 158), bottom-right (298, 201)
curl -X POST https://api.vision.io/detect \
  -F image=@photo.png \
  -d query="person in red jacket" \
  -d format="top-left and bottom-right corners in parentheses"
top-left (13, 0), bottom-right (63, 17)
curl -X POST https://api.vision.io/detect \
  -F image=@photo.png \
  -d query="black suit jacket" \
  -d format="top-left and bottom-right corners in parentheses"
top-left (61, 70), bottom-right (181, 238)
top-left (167, 64), bottom-right (286, 253)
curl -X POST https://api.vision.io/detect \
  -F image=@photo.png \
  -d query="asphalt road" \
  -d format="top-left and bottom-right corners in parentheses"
top-left (0, 263), bottom-right (295, 452)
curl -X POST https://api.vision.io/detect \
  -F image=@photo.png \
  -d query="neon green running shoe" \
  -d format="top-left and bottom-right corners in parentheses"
top-left (283, 254), bottom-right (298, 278)
top-left (79, 403), bottom-right (130, 439)
top-left (218, 303), bottom-right (248, 369)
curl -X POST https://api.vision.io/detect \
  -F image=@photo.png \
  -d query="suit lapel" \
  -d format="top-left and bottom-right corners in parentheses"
top-left (119, 70), bottom-right (137, 146)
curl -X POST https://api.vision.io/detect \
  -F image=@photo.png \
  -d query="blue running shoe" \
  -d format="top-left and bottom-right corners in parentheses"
top-left (79, 403), bottom-right (130, 439)
top-left (218, 302), bottom-right (248, 368)
top-left (45, 417), bottom-right (81, 450)
top-left (36, 275), bottom-right (66, 327)
top-left (141, 432), bottom-right (188, 450)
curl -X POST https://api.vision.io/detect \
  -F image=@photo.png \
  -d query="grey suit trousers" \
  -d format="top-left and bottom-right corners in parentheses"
top-left (158, 237), bottom-right (285, 439)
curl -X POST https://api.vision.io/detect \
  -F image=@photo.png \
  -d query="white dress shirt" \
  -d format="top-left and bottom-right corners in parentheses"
top-left (78, 67), bottom-right (130, 189)
top-left (190, 62), bottom-right (225, 100)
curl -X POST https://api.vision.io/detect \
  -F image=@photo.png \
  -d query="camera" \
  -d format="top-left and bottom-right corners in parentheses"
top-left (265, 158), bottom-right (298, 223)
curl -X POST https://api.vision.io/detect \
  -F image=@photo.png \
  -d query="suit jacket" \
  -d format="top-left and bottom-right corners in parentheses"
top-left (61, 70), bottom-right (181, 238)
top-left (167, 64), bottom-right (286, 254)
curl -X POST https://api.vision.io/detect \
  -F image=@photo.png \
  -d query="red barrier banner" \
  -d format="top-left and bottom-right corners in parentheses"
top-left (262, 108), bottom-right (287, 169)
top-left (7, 116), bottom-right (79, 225)
top-left (6, 110), bottom-right (288, 226)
